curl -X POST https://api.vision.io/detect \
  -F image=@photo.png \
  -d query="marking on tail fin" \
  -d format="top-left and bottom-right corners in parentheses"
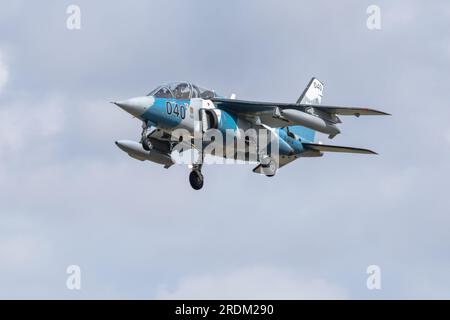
top-left (297, 77), bottom-right (324, 105)
top-left (286, 77), bottom-right (325, 142)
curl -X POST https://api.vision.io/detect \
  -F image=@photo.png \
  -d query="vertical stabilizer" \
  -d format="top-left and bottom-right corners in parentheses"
top-left (288, 78), bottom-right (325, 142)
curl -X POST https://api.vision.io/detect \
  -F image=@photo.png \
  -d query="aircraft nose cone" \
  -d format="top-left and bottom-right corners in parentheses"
top-left (113, 96), bottom-right (154, 117)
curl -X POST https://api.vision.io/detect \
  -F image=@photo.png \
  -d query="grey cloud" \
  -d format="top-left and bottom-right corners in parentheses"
top-left (156, 266), bottom-right (349, 300)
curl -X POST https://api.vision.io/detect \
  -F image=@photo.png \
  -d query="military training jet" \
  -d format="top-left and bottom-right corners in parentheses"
top-left (113, 78), bottom-right (389, 190)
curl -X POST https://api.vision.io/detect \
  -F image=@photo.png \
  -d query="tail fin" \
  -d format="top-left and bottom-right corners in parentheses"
top-left (288, 78), bottom-right (324, 142)
top-left (297, 77), bottom-right (324, 105)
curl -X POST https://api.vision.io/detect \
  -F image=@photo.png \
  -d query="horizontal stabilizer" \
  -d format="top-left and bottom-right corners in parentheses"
top-left (302, 143), bottom-right (377, 155)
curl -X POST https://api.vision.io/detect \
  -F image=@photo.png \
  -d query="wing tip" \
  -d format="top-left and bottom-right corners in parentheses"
top-left (375, 110), bottom-right (391, 116)
top-left (358, 108), bottom-right (391, 116)
top-left (350, 147), bottom-right (378, 155)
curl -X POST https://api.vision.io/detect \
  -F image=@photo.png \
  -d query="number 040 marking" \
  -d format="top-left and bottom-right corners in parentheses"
top-left (166, 101), bottom-right (186, 119)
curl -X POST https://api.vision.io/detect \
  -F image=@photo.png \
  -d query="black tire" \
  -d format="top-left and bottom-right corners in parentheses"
top-left (142, 137), bottom-right (152, 151)
top-left (261, 158), bottom-right (278, 177)
top-left (189, 170), bottom-right (204, 190)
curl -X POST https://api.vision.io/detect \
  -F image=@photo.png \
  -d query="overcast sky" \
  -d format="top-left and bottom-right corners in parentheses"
top-left (0, 0), bottom-right (450, 299)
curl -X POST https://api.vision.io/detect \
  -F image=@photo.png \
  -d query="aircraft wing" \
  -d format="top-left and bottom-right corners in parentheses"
top-left (311, 106), bottom-right (390, 116)
top-left (211, 98), bottom-right (389, 128)
top-left (211, 98), bottom-right (296, 118)
top-left (212, 98), bottom-right (389, 115)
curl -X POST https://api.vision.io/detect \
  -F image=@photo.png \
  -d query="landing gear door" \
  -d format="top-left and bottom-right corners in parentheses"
top-left (189, 98), bottom-right (203, 134)
top-left (200, 109), bottom-right (209, 133)
top-left (200, 99), bottom-right (216, 133)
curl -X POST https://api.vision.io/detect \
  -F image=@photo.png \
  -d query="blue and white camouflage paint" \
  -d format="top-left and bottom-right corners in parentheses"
top-left (114, 79), bottom-right (387, 189)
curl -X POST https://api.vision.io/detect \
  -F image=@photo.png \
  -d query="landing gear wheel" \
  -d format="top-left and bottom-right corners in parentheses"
top-left (261, 157), bottom-right (278, 177)
top-left (142, 137), bottom-right (152, 151)
top-left (189, 170), bottom-right (204, 190)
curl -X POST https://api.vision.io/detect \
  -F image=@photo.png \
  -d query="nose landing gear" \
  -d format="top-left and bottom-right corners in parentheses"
top-left (189, 148), bottom-right (205, 190)
top-left (189, 169), bottom-right (204, 190)
top-left (141, 122), bottom-right (157, 151)
top-left (142, 137), bottom-right (152, 151)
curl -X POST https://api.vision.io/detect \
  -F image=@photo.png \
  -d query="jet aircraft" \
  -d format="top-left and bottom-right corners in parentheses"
top-left (113, 78), bottom-right (389, 190)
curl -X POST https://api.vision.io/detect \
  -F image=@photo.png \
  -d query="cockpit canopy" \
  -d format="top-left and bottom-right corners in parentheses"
top-left (147, 82), bottom-right (218, 100)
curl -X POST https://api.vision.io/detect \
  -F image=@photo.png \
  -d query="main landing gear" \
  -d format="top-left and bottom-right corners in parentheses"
top-left (189, 145), bottom-right (205, 190)
top-left (260, 156), bottom-right (278, 177)
top-left (189, 167), bottom-right (204, 190)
